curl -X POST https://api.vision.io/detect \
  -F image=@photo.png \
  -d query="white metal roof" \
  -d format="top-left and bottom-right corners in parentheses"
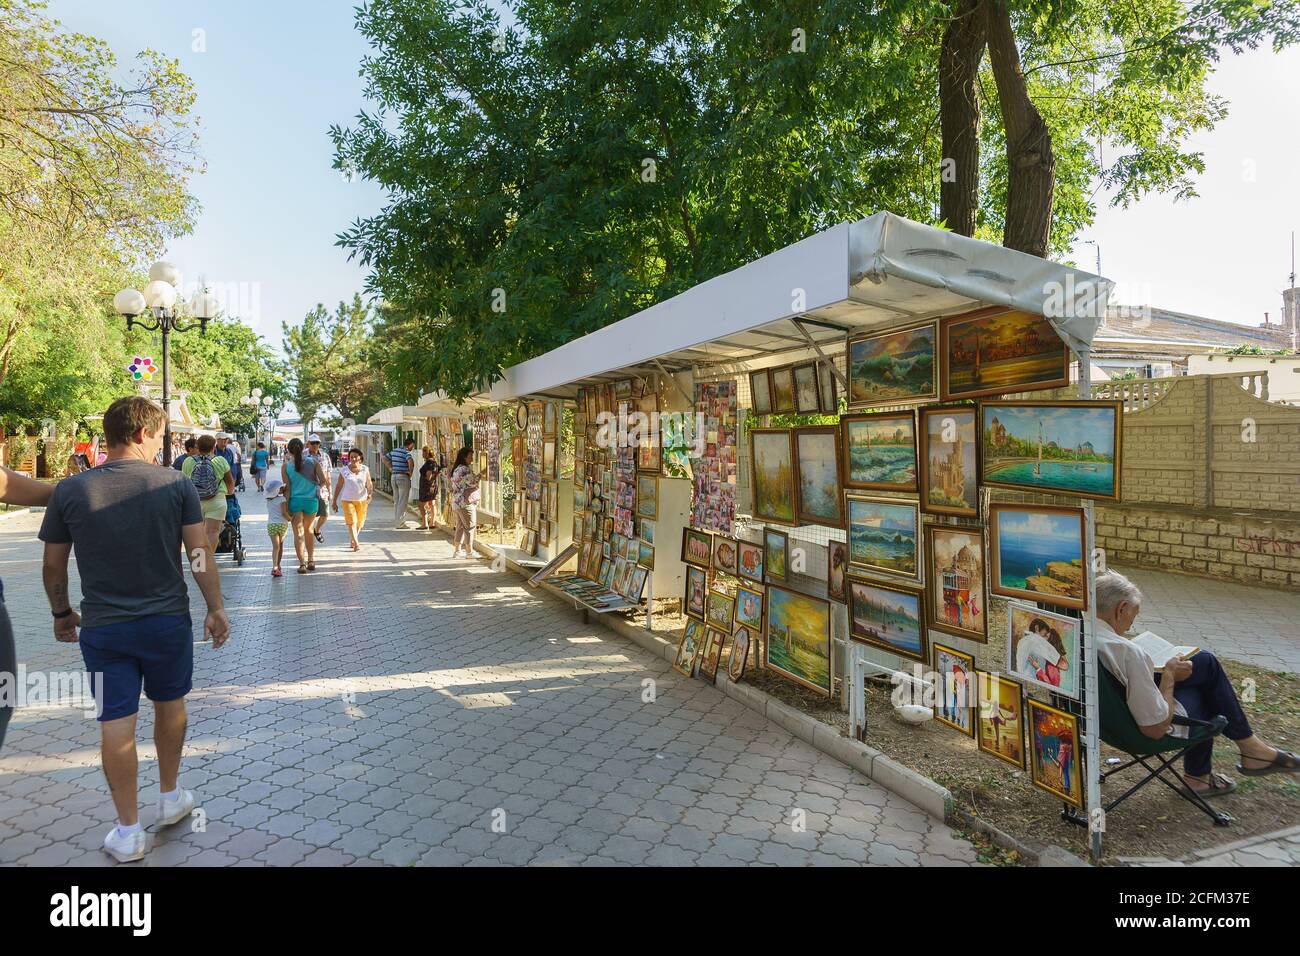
top-left (478, 211), bottom-right (1113, 403)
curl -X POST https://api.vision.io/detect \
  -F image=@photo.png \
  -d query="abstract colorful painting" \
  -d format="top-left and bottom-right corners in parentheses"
top-left (764, 584), bottom-right (832, 696)
top-left (847, 321), bottom-right (937, 407)
top-left (941, 308), bottom-right (1070, 400)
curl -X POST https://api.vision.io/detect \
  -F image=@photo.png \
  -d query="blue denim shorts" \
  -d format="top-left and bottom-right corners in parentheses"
top-left (79, 614), bottom-right (193, 721)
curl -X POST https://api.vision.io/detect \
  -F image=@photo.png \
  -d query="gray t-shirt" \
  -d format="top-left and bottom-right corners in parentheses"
top-left (39, 459), bottom-right (204, 627)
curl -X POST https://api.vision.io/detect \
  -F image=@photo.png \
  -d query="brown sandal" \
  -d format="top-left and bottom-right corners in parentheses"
top-left (1182, 771), bottom-right (1237, 798)
top-left (1238, 749), bottom-right (1300, 777)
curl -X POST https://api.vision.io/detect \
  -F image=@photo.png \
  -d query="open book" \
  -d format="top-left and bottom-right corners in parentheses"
top-left (1131, 631), bottom-right (1199, 670)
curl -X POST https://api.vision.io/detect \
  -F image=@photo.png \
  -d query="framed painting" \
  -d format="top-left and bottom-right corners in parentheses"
top-left (636, 475), bottom-right (658, 520)
top-left (976, 672), bottom-right (1026, 769)
top-left (749, 369), bottom-right (773, 416)
top-left (700, 627), bottom-right (727, 683)
top-left (543, 401), bottom-right (558, 437)
top-left (515, 403), bottom-right (529, 430)
top-left (543, 439), bottom-right (557, 479)
top-left (932, 643), bottom-right (976, 737)
top-left (684, 565), bottom-right (707, 620)
top-left (682, 527), bottom-right (712, 568)
top-left (637, 439), bottom-right (662, 475)
top-left (735, 585), bottom-right (764, 631)
top-left (847, 321), bottom-right (937, 407)
top-left (989, 503), bottom-right (1087, 610)
top-left (728, 628), bottom-right (752, 682)
top-left (673, 618), bottom-right (706, 677)
top-left (705, 588), bottom-right (736, 632)
top-left (712, 536), bottom-right (739, 576)
top-left (736, 539), bottom-right (765, 584)
top-left (539, 521), bottom-right (551, 547)
top-left (523, 529), bottom-right (538, 556)
top-left (940, 307), bottom-right (1070, 401)
top-left (628, 566), bottom-right (648, 601)
top-left (981, 399), bottom-right (1122, 502)
top-left (794, 426), bottom-right (844, 528)
top-left (918, 404), bottom-right (980, 518)
top-left (845, 494), bottom-right (919, 580)
top-left (1027, 699), bottom-right (1083, 809)
top-left (847, 576), bottom-right (926, 663)
top-left (764, 584), bottom-right (832, 696)
top-left (749, 428), bottom-right (797, 525)
top-left (637, 540), bottom-right (655, 570)
top-left (770, 366), bottom-right (797, 414)
top-left (925, 524), bottom-right (988, 643)
top-left (793, 362), bottom-right (820, 414)
top-left (841, 410), bottom-right (917, 492)
top-left (827, 539), bottom-right (847, 603)
top-left (1006, 601), bottom-right (1082, 700)
top-left (764, 527), bottom-right (789, 583)
top-left (817, 361), bottom-right (838, 414)
top-left (639, 518), bottom-right (655, 544)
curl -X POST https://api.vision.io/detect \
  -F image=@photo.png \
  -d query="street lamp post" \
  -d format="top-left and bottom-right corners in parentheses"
top-left (114, 262), bottom-right (218, 466)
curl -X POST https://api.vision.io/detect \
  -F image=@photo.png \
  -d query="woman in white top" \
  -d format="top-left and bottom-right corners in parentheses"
top-left (332, 448), bottom-right (374, 552)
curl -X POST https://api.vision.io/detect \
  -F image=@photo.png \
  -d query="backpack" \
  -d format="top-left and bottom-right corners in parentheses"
top-left (190, 454), bottom-right (220, 500)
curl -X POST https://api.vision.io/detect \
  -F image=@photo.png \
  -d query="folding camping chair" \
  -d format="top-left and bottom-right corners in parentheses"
top-left (1063, 667), bottom-right (1233, 828)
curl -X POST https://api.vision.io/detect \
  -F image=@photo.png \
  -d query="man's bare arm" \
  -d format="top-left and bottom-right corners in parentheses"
top-left (181, 521), bottom-right (231, 648)
top-left (42, 542), bottom-right (81, 642)
top-left (1, 467), bottom-right (54, 507)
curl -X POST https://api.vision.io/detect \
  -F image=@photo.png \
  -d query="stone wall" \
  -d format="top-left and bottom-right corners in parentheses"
top-left (1094, 373), bottom-right (1300, 590)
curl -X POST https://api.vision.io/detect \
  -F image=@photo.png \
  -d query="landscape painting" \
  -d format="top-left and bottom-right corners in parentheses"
top-left (918, 405), bottom-right (979, 518)
top-left (749, 369), bottom-right (773, 415)
top-left (989, 504), bottom-right (1087, 610)
top-left (764, 585), bottom-right (832, 696)
top-left (841, 411), bottom-right (917, 491)
top-left (764, 528), bottom-right (789, 582)
top-left (846, 495), bottom-right (918, 579)
top-left (770, 366), bottom-right (796, 413)
top-left (848, 577), bottom-right (925, 663)
top-left (794, 363), bottom-right (820, 413)
top-left (847, 321), bottom-right (937, 406)
top-left (750, 428), bottom-right (797, 525)
top-left (925, 525), bottom-right (987, 643)
top-left (982, 400), bottom-right (1122, 502)
top-left (977, 672), bottom-right (1025, 769)
top-left (941, 308), bottom-right (1070, 400)
top-left (1028, 699), bottom-right (1083, 809)
top-left (794, 426), bottom-right (844, 527)
top-left (933, 643), bottom-right (975, 737)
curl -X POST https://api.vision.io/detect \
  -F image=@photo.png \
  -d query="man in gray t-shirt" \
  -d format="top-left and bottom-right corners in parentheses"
top-left (39, 396), bottom-right (230, 864)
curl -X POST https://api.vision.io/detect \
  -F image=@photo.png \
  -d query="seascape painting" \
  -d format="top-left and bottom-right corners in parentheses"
top-left (794, 427), bottom-right (844, 527)
top-left (764, 585), bottom-right (832, 695)
top-left (982, 401), bottom-right (1121, 501)
top-left (990, 504), bottom-right (1087, 610)
top-left (842, 411), bottom-right (916, 491)
top-left (847, 322), bottom-right (937, 406)
top-left (919, 405), bottom-right (979, 518)
top-left (750, 428), bottom-right (797, 525)
top-left (846, 495), bottom-right (918, 579)
top-left (847, 578), bottom-right (925, 663)
top-left (941, 308), bottom-right (1069, 400)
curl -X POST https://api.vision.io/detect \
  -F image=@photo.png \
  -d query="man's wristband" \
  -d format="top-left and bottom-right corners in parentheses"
top-left (52, 607), bottom-right (74, 619)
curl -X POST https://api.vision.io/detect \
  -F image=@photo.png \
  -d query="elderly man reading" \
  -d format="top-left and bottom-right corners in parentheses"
top-left (1095, 570), bottom-right (1298, 797)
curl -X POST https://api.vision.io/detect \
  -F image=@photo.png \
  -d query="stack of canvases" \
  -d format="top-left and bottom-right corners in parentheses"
top-left (557, 382), bottom-right (653, 609)
top-left (712, 305), bottom-right (1120, 812)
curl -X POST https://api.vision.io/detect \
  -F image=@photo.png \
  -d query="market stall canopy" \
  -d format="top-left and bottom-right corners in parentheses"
top-left (413, 391), bottom-right (494, 416)
top-left (366, 405), bottom-right (432, 425)
top-left (353, 423), bottom-right (399, 436)
top-left (478, 211), bottom-right (1113, 402)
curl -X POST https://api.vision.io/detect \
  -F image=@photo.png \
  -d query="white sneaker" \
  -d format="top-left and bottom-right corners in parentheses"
top-left (102, 825), bottom-right (147, 863)
top-left (155, 789), bottom-right (197, 828)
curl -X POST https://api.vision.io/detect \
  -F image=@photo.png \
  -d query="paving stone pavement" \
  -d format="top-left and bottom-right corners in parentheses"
top-left (1117, 565), bottom-right (1300, 675)
top-left (0, 490), bottom-right (983, 867)
top-left (1119, 825), bottom-right (1300, 867)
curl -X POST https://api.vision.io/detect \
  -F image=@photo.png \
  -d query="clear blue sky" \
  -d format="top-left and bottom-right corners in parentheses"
top-left (48, 1), bottom-right (1300, 347)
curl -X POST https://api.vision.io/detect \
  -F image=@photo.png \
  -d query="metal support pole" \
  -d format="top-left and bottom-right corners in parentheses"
top-left (161, 319), bottom-right (173, 466)
top-left (644, 565), bottom-right (654, 631)
top-left (791, 318), bottom-right (849, 390)
top-left (1077, 344), bottom-right (1103, 862)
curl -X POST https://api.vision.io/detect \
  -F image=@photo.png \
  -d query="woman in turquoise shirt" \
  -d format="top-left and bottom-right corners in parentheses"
top-left (251, 441), bottom-right (270, 491)
top-left (281, 437), bottom-right (326, 573)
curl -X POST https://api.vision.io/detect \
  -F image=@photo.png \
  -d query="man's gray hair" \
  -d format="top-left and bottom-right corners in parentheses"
top-left (1096, 571), bottom-right (1142, 615)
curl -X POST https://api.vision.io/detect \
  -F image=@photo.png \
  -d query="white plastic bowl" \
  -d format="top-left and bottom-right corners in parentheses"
top-left (893, 703), bottom-right (933, 726)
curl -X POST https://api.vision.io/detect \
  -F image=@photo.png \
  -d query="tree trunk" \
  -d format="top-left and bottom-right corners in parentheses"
top-left (938, 0), bottom-right (986, 237)
top-left (984, 0), bottom-right (1055, 258)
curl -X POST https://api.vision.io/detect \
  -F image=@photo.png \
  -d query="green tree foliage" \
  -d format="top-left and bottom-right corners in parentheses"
top-left (282, 294), bottom-right (387, 429)
top-left (334, 0), bottom-right (1298, 400)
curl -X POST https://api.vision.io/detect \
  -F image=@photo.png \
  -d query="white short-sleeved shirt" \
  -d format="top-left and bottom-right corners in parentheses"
top-left (1095, 618), bottom-right (1188, 738)
top-left (337, 465), bottom-right (371, 502)
top-left (264, 493), bottom-right (287, 523)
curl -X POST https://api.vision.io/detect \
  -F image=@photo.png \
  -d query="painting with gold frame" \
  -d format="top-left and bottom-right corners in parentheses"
top-left (989, 503), bottom-right (1087, 610)
top-left (847, 320), bottom-right (937, 407)
top-left (682, 527), bottom-right (712, 568)
top-left (673, 618), bottom-right (706, 677)
top-left (749, 427), bottom-right (797, 526)
top-left (976, 671), bottom-right (1026, 769)
top-left (736, 539), bottom-right (764, 584)
top-left (764, 584), bottom-right (832, 696)
top-left (794, 425), bottom-right (844, 528)
top-left (728, 628), bottom-right (752, 682)
top-left (705, 588), bottom-right (735, 632)
top-left (700, 627), bottom-right (726, 683)
top-left (940, 307), bottom-right (1070, 401)
top-left (981, 399), bottom-right (1122, 502)
top-left (925, 524), bottom-right (988, 643)
top-left (636, 475), bottom-right (658, 520)
top-left (1027, 699), bottom-right (1083, 809)
top-left (918, 404), bottom-right (980, 519)
top-left (841, 410), bottom-right (917, 492)
top-left (933, 643), bottom-right (976, 737)
top-left (712, 536), bottom-right (738, 576)
top-left (845, 494), bottom-right (919, 580)
top-left (847, 576), bottom-right (926, 663)
top-left (685, 565), bottom-right (707, 620)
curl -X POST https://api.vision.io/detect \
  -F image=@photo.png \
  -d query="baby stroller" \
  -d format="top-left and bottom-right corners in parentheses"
top-left (216, 494), bottom-right (246, 565)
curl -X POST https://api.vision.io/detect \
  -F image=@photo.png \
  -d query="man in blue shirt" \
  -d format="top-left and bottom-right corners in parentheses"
top-left (216, 433), bottom-right (243, 490)
top-left (385, 438), bottom-right (416, 529)
top-left (171, 437), bottom-right (197, 471)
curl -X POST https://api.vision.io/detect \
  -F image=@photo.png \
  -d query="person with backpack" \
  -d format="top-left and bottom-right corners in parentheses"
top-left (181, 434), bottom-right (235, 554)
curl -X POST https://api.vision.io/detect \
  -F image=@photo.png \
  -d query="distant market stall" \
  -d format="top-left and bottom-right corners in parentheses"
top-left (459, 212), bottom-right (1122, 858)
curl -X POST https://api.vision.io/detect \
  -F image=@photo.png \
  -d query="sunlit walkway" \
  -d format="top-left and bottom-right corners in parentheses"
top-left (0, 488), bottom-right (980, 866)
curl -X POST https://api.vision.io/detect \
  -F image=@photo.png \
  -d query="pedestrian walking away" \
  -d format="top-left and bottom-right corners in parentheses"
top-left (449, 446), bottom-right (479, 558)
top-left (417, 446), bottom-right (439, 530)
top-left (37, 396), bottom-right (230, 863)
top-left (308, 433), bottom-right (332, 543)
top-left (250, 441), bottom-right (270, 491)
top-left (332, 448), bottom-right (374, 551)
top-left (181, 434), bottom-right (236, 554)
top-left (171, 436), bottom-right (197, 473)
top-left (264, 477), bottom-right (290, 576)
top-left (386, 437), bottom-right (416, 529)
top-left (0, 466), bottom-right (54, 753)
top-left (282, 437), bottom-right (327, 572)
